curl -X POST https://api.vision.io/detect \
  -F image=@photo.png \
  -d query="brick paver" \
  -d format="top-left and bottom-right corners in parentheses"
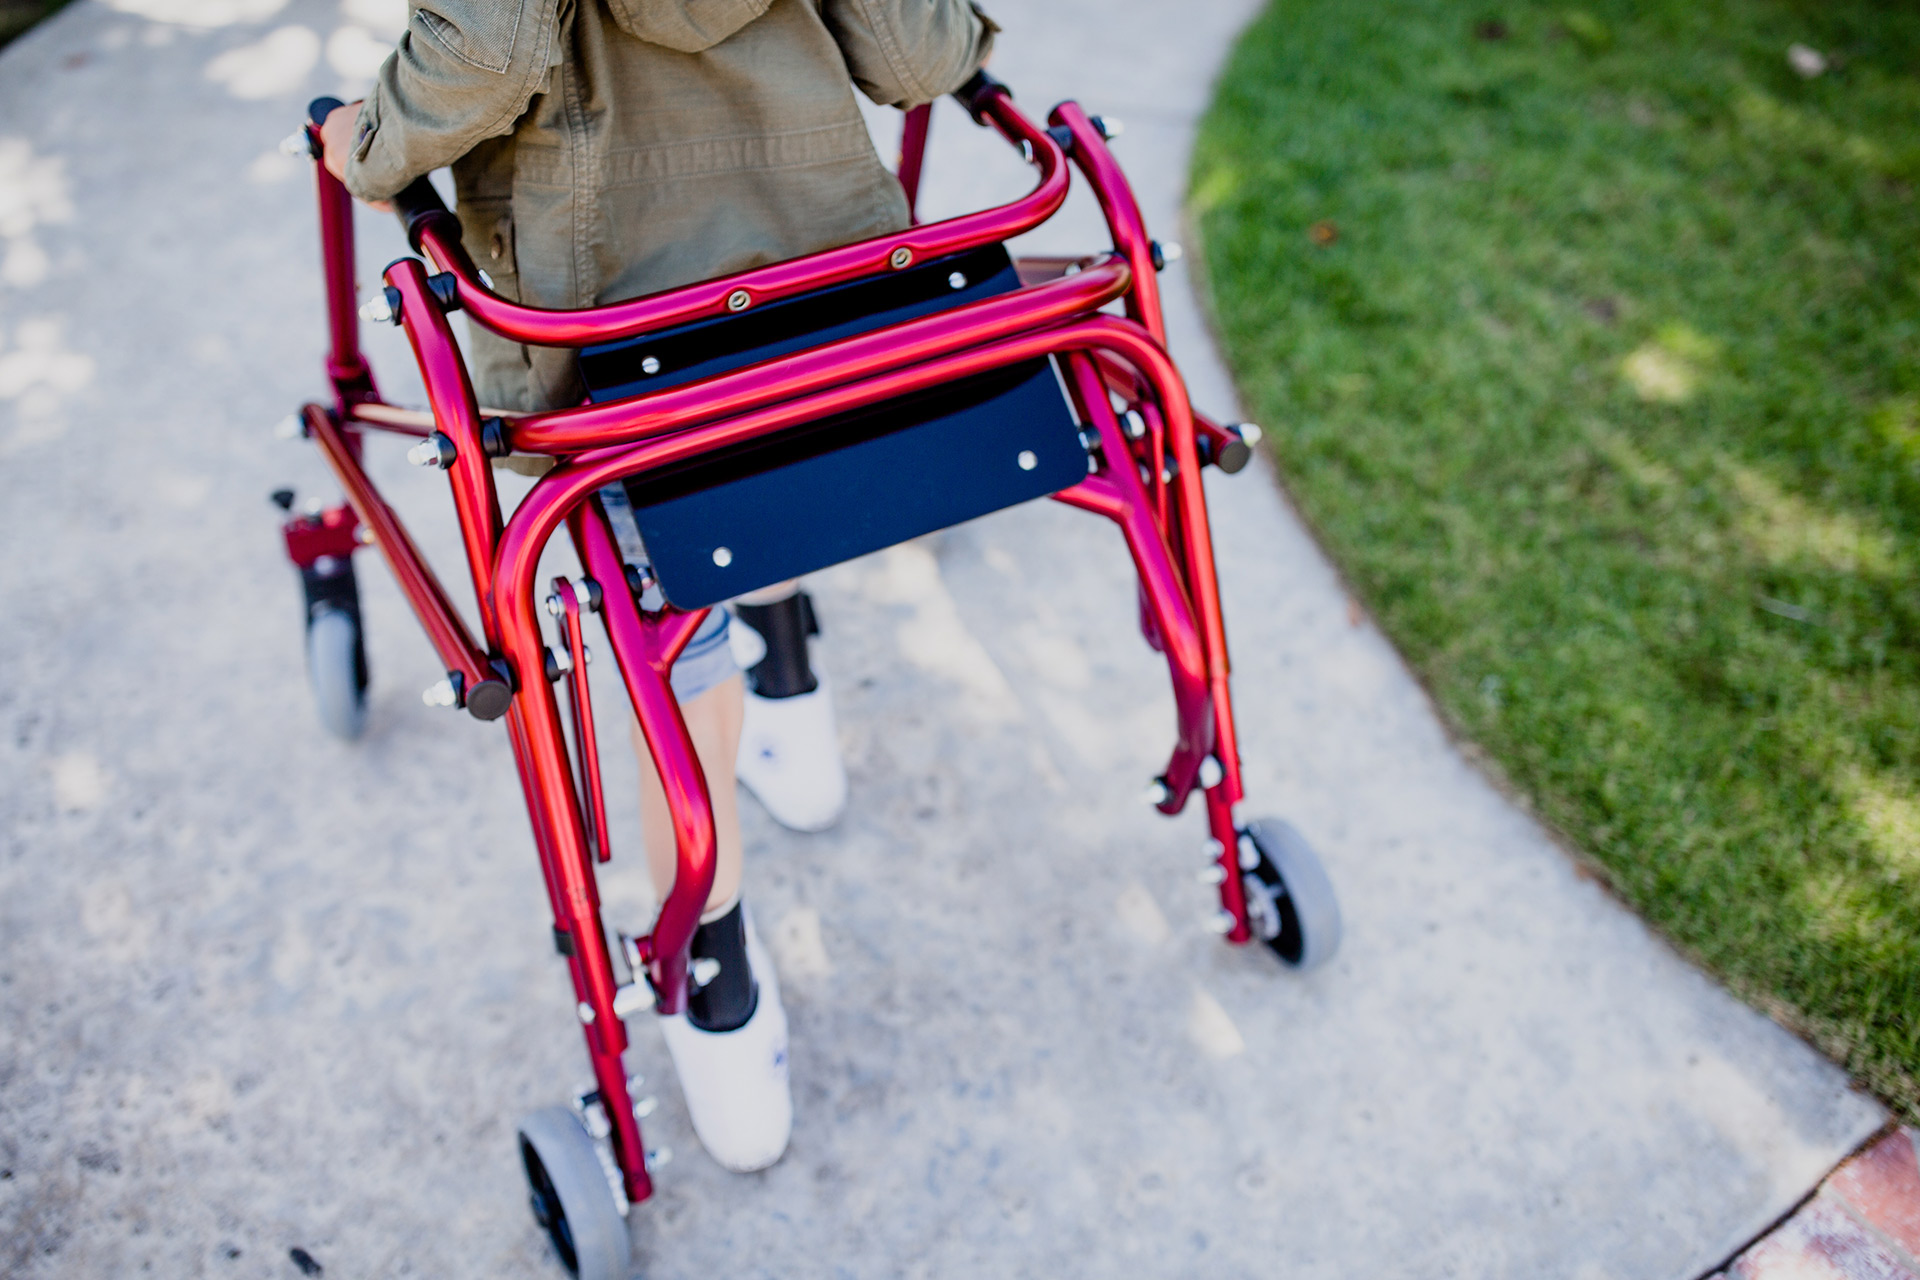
top-left (1721, 1130), bottom-right (1920, 1280)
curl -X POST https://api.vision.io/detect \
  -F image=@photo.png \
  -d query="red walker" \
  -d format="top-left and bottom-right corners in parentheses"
top-left (275, 74), bottom-right (1341, 1278)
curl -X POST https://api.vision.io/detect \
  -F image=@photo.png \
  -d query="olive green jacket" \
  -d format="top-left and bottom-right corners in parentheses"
top-left (344, 0), bottom-right (995, 411)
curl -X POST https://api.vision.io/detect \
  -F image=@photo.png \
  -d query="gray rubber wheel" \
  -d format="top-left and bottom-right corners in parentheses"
top-left (517, 1107), bottom-right (632, 1280)
top-left (1239, 818), bottom-right (1342, 972)
top-left (305, 606), bottom-right (367, 740)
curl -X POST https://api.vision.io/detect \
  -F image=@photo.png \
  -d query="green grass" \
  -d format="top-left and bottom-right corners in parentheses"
top-left (1194, 0), bottom-right (1920, 1117)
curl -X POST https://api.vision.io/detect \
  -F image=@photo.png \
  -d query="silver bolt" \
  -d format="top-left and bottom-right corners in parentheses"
top-left (279, 130), bottom-right (311, 158)
top-left (640, 356), bottom-right (661, 375)
top-left (1197, 864), bottom-right (1227, 886)
top-left (1092, 115), bottom-right (1125, 140)
top-left (1237, 422), bottom-right (1264, 446)
top-left (889, 246), bottom-right (913, 269)
top-left (1145, 778), bottom-right (1171, 806)
top-left (355, 526), bottom-right (375, 545)
top-left (646, 1147), bottom-right (672, 1169)
top-left (545, 593), bottom-right (563, 618)
top-left (576, 1000), bottom-right (596, 1025)
top-left (612, 982), bottom-right (655, 1019)
top-left (632, 1095), bottom-right (657, 1119)
top-left (406, 433), bottom-right (455, 469)
top-left (1158, 240), bottom-right (1184, 264)
top-left (1017, 450), bottom-right (1038, 471)
top-left (549, 647), bottom-right (573, 676)
top-left (1238, 835), bottom-right (1261, 871)
top-left (726, 289), bottom-right (752, 312)
top-left (712, 546), bottom-right (733, 567)
top-left (421, 677), bottom-right (458, 708)
top-left (1123, 410), bottom-right (1148, 440)
top-left (273, 413), bottom-right (303, 440)
top-left (358, 291), bottom-right (394, 325)
top-left (1204, 910), bottom-right (1236, 935)
top-left (1198, 757), bottom-right (1225, 789)
top-left (1204, 837), bottom-right (1226, 857)
top-left (690, 957), bottom-right (721, 987)
top-left (948, 271), bottom-right (968, 290)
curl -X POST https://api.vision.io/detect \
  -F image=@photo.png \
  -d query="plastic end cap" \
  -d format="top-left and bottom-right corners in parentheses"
top-left (465, 678), bottom-right (512, 721)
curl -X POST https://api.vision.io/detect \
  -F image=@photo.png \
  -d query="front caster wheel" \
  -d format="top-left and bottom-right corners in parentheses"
top-left (1239, 818), bottom-right (1342, 972)
top-left (305, 607), bottom-right (367, 740)
top-left (517, 1107), bottom-right (632, 1280)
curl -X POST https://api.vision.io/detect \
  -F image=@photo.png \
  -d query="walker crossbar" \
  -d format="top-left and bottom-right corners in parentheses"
top-left (279, 74), bottom-right (1301, 1218)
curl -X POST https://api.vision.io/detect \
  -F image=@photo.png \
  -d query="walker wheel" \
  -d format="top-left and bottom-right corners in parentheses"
top-left (1238, 818), bottom-right (1342, 971)
top-left (517, 1107), bottom-right (633, 1280)
top-left (305, 606), bottom-right (368, 740)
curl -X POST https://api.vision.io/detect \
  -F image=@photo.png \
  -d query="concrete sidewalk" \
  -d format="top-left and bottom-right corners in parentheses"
top-left (0, 0), bottom-right (1884, 1276)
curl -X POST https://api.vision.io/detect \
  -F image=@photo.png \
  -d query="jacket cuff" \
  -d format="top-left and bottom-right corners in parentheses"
top-left (341, 93), bottom-right (406, 203)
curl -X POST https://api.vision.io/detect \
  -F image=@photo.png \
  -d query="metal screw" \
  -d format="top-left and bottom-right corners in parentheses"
top-left (279, 130), bottom-right (311, 158)
top-left (1092, 115), bottom-right (1125, 140)
top-left (632, 1095), bottom-right (658, 1119)
top-left (646, 1147), bottom-right (672, 1169)
top-left (1204, 910), bottom-right (1236, 935)
top-left (712, 546), bottom-right (733, 567)
top-left (1123, 410), bottom-right (1147, 440)
top-left (726, 289), bottom-right (752, 312)
top-left (273, 414), bottom-right (303, 440)
top-left (1197, 864), bottom-right (1227, 886)
top-left (576, 1000), bottom-right (596, 1025)
top-left (640, 356), bottom-right (661, 375)
top-left (355, 526), bottom-right (375, 545)
top-left (1198, 756), bottom-right (1224, 788)
top-left (1237, 422), bottom-right (1264, 446)
top-left (421, 677), bottom-right (458, 708)
top-left (690, 957), bottom-right (721, 987)
top-left (612, 982), bottom-right (655, 1019)
top-left (406, 432), bottom-right (456, 469)
top-left (544, 593), bottom-right (563, 618)
top-left (889, 246), bottom-right (913, 269)
top-left (548, 646), bottom-right (573, 677)
top-left (948, 271), bottom-right (968, 290)
top-left (1017, 450), bottom-right (1037, 471)
top-left (1145, 778), bottom-right (1171, 806)
top-left (1238, 835), bottom-right (1261, 871)
top-left (358, 290), bottom-right (395, 325)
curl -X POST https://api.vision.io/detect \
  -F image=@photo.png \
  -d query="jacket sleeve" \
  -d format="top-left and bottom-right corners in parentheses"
top-left (820, 0), bottom-right (998, 109)
top-left (342, 0), bottom-right (565, 202)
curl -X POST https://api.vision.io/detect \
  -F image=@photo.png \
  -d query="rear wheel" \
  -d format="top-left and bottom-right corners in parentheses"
top-left (517, 1107), bottom-right (632, 1279)
top-left (1239, 818), bottom-right (1342, 971)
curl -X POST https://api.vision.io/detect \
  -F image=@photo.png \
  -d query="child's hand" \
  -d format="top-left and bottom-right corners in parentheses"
top-left (320, 102), bottom-right (394, 212)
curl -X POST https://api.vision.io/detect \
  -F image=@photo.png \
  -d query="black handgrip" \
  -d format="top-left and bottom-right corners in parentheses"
top-left (953, 69), bottom-right (1008, 125)
top-left (308, 96), bottom-right (345, 128)
top-left (392, 175), bottom-right (456, 249)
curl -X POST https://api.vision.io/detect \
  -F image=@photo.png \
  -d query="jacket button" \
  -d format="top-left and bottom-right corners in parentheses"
top-left (489, 233), bottom-right (506, 261)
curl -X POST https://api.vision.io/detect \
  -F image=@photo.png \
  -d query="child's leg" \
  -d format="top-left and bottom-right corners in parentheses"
top-left (732, 579), bottom-right (849, 832)
top-left (630, 673), bottom-right (744, 917)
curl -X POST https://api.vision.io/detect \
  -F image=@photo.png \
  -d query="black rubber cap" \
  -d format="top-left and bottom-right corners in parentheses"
top-left (1214, 435), bottom-right (1253, 474)
top-left (308, 96), bottom-right (345, 127)
top-left (465, 679), bottom-right (512, 721)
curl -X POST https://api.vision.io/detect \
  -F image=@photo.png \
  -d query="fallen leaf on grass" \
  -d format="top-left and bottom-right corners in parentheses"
top-left (1309, 220), bottom-right (1339, 246)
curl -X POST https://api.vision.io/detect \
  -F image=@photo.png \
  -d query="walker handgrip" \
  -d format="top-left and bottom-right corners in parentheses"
top-left (308, 96), bottom-right (345, 128)
top-left (392, 176), bottom-right (457, 250)
top-left (954, 69), bottom-right (1009, 124)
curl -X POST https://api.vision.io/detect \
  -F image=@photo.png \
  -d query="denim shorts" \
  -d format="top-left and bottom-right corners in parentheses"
top-left (669, 606), bottom-right (737, 702)
top-left (600, 483), bottom-right (740, 703)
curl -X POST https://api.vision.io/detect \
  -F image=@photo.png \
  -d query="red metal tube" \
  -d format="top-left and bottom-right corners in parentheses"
top-left (300, 404), bottom-right (492, 691)
top-left (1049, 101), bottom-right (1168, 348)
top-left (308, 139), bottom-right (377, 410)
top-left (898, 103), bottom-right (931, 221)
top-left (386, 259), bottom-right (505, 644)
top-left (504, 260), bottom-right (1130, 455)
top-left (572, 510), bottom-right (714, 1012)
top-left (416, 94), bottom-right (1068, 348)
top-left (554, 577), bottom-right (612, 864)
